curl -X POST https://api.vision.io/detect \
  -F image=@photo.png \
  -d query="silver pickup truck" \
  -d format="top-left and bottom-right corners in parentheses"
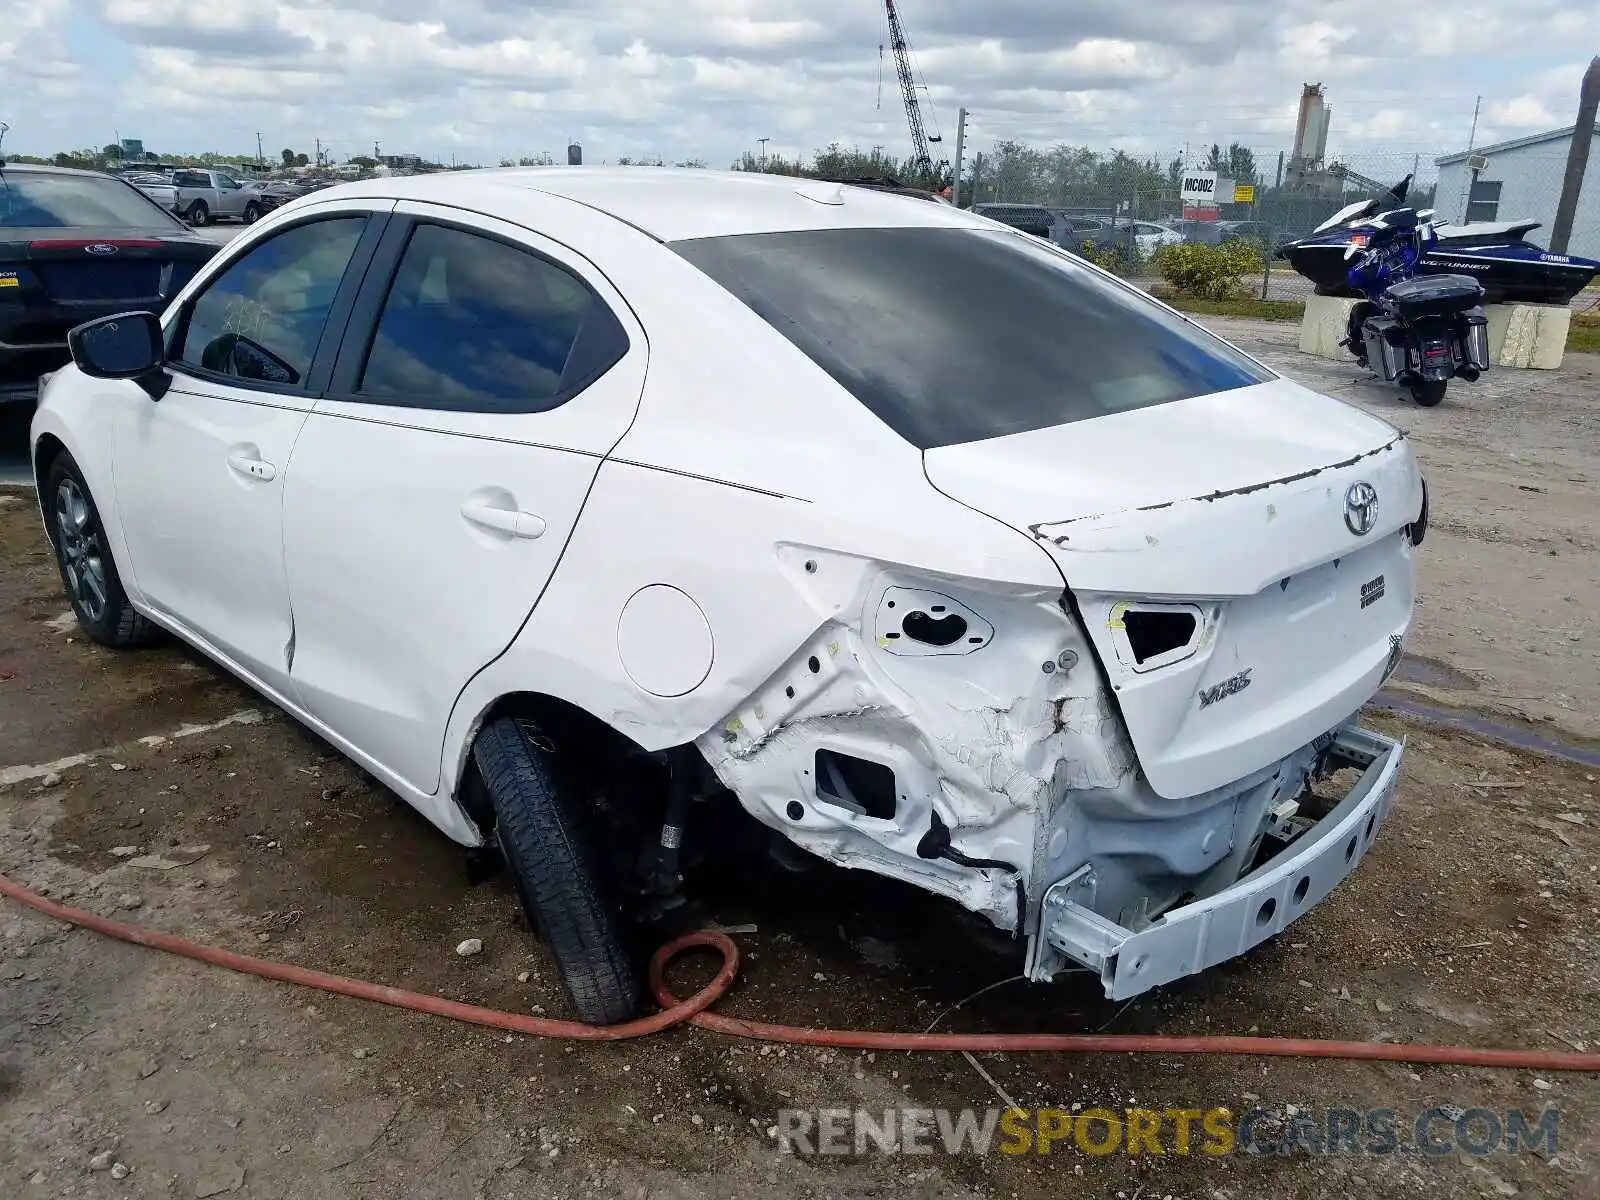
top-left (171, 169), bottom-right (265, 226)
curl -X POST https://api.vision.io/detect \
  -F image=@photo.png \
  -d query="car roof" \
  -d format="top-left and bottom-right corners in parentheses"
top-left (314, 167), bottom-right (988, 242)
top-left (0, 162), bottom-right (120, 178)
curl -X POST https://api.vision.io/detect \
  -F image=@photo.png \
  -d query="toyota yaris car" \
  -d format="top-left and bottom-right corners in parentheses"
top-left (31, 168), bottom-right (1426, 1024)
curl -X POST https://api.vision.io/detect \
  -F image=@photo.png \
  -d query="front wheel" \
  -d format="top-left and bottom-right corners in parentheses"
top-left (241, 202), bottom-right (261, 224)
top-left (44, 451), bottom-right (161, 648)
top-left (1410, 378), bottom-right (1448, 407)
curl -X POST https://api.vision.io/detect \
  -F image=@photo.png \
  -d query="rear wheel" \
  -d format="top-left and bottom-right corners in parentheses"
top-left (186, 200), bottom-right (209, 226)
top-left (44, 451), bottom-right (160, 649)
top-left (1410, 378), bottom-right (1448, 407)
top-left (472, 716), bottom-right (643, 1025)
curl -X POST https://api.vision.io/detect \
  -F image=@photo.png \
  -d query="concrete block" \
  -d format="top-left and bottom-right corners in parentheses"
top-left (1485, 303), bottom-right (1570, 370)
top-left (1297, 295), bottom-right (1571, 370)
top-left (1299, 294), bottom-right (1359, 359)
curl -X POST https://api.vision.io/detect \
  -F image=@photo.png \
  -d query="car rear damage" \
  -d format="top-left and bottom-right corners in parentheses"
top-left (695, 416), bottom-right (1425, 1001)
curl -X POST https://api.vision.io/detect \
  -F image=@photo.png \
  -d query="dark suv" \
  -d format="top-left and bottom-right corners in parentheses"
top-left (972, 203), bottom-right (1055, 239)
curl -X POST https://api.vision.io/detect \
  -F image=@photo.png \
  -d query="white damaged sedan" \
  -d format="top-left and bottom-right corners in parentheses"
top-left (31, 168), bottom-right (1426, 1023)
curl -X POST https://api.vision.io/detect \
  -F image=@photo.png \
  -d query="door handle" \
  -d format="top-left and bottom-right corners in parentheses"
top-left (461, 498), bottom-right (546, 540)
top-left (226, 450), bottom-right (276, 482)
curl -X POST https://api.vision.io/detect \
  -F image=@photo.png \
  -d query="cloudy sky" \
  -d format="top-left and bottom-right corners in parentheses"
top-left (2, 0), bottom-right (1597, 175)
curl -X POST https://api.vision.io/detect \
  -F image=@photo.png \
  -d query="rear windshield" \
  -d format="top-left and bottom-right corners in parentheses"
top-left (671, 227), bottom-right (1273, 449)
top-left (0, 172), bottom-right (183, 230)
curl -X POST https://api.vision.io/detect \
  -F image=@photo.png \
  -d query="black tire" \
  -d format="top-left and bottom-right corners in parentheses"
top-left (1410, 378), bottom-right (1448, 407)
top-left (187, 200), bottom-right (209, 226)
top-left (43, 451), bottom-right (160, 649)
top-left (472, 717), bottom-right (642, 1025)
top-left (242, 202), bottom-right (261, 225)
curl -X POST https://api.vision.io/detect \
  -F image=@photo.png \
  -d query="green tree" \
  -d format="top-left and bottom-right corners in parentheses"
top-left (1226, 143), bottom-right (1258, 186)
top-left (102, 143), bottom-right (123, 160)
top-left (294, 152), bottom-right (308, 167)
top-left (281, 148), bottom-right (296, 167)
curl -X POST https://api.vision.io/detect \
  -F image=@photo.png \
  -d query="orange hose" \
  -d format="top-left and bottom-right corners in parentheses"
top-left (5, 870), bottom-right (1598, 1071)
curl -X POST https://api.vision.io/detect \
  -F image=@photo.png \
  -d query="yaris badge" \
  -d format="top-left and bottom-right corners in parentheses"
top-left (85, 243), bottom-right (119, 255)
top-left (1344, 481), bottom-right (1379, 536)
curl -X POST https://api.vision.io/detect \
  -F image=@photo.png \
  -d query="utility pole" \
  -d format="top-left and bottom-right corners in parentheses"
top-left (373, 140), bottom-right (381, 162)
top-left (1262, 150), bottom-right (1285, 302)
top-left (1551, 56), bottom-right (1600, 255)
top-left (757, 137), bottom-right (770, 163)
top-left (256, 131), bottom-right (264, 166)
top-left (314, 137), bottom-right (321, 167)
top-left (951, 107), bottom-right (967, 206)
top-left (1458, 95), bottom-right (1483, 223)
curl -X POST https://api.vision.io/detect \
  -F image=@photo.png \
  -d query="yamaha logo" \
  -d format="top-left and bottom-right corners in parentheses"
top-left (84, 243), bottom-right (119, 255)
top-left (1344, 482), bottom-right (1379, 536)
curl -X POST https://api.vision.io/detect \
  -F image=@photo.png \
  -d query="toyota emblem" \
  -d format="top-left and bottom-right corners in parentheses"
top-left (1344, 481), bottom-right (1379, 536)
top-left (84, 243), bottom-right (119, 255)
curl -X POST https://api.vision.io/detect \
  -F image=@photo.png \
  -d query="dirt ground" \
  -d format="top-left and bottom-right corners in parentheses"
top-left (2, 323), bottom-right (1598, 1199)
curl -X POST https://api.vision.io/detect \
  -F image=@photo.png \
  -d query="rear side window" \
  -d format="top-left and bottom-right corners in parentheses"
top-left (355, 223), bottom-right (628, 412)
top-left (672, 227), bottom-right (1273, 449)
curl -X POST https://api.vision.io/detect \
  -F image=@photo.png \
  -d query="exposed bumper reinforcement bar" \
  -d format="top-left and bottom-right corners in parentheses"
top-left (1039, 726), bottom-right (1404, 1000)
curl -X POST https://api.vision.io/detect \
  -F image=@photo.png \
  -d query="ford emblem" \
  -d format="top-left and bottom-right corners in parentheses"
top-left (1343, 481), bottom-right (1379, 536)
top-left (85, 243), bottom-right (119, 255)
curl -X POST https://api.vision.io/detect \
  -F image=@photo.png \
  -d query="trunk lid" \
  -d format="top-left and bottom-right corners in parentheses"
top-left (924, 378), bottom-right (1424, 799)
top-left (2, 231), bottom-right (212, 303)
top-left (1, 228), bottom-right (215, 362)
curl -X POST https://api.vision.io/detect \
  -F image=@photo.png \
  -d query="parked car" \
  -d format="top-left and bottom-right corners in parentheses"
top-left (171, 168), bottom-right (265, 226)
top-left (1051, 214), bottom-right (1136, 255)
top-left (1119, 220), bottom-right (1185, 256)
top-left (240, 179), bottom-right (299, 215)
top-left (0, 163), bottom-right (219, 406)
top-left (126, 173), bottom-right (183, 219)
top-left (32, 168), bottom-right (1423, 1024)
top-left (972, 202), bottom-right (1055, 238)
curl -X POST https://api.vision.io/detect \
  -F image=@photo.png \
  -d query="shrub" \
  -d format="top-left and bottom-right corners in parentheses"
top-left (1152, 240), bottom-right (1265, 300)
top-left (1076, 239), bottom-right (1144, 277)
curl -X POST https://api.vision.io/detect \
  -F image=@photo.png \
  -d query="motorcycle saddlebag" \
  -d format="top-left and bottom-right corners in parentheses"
top-left (1361, 314), bottom-right (1409, 382)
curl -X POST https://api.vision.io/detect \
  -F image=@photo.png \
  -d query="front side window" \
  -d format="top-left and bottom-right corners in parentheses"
top-left (174, 216), bottom-right (366, 388)
top-left (672, 226), bottom-right (1275, 450)
top-left (354, 223), bottom-right (628, 412)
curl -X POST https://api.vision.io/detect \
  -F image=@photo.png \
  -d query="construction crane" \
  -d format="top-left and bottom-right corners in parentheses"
top-left (884, 0), bottom-right (944, 178)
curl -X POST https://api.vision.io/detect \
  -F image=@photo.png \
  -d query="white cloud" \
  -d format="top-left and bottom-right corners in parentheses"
top-left (1, 0), bottom-right (1596, 174)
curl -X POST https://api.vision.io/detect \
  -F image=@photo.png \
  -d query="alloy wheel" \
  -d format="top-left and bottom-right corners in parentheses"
top-left (54, 478), bottom-right (108, 622)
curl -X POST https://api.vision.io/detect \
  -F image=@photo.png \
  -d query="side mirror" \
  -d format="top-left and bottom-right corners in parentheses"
top-left (67, 312), bottom-right (169, 398)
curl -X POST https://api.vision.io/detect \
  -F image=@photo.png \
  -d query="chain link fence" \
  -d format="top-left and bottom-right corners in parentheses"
top-left (958, 140), bottom-right (1595, 307)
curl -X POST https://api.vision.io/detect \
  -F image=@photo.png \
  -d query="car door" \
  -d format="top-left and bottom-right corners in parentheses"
top-left (112, 204), bottom-right (391, 696)
top-left (212, 173), bottom-right (247, 218)
top-left (281, 201), bottom-right (646, 795)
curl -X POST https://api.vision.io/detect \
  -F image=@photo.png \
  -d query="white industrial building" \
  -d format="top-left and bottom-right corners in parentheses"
top-left (1435, 126), bottom-right (1600, 260)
